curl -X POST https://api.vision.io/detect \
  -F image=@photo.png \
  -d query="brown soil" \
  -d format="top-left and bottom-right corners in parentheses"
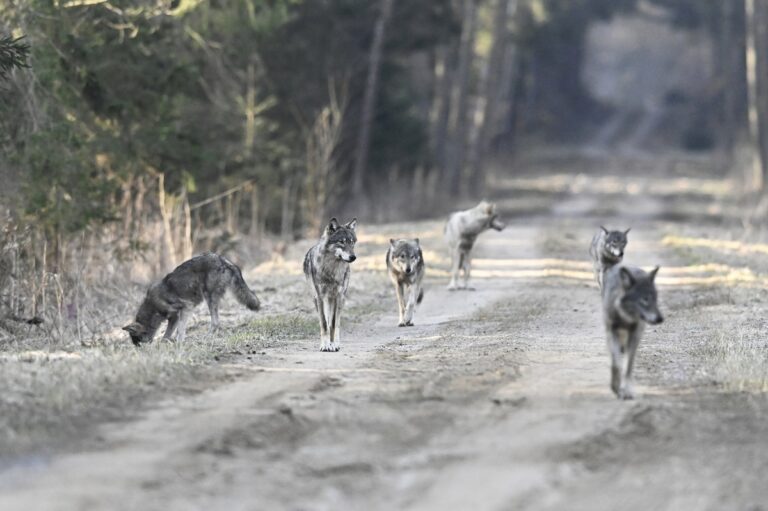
top-left (1, 155), bottom-right (766, 511)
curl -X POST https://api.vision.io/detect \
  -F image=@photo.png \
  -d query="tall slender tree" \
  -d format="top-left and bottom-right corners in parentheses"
top-left (444, 0), bottom-right (479, 196)
top-left (468, 0), bottom-right (514, 195)
top-left (352, 0), bottom-right (395, 196)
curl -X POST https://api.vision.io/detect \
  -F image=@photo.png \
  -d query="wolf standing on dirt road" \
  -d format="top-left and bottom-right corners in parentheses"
top-left (444, 201), bottom-right (506, 290)
top-left (123, 253), bottom-right (261, 345)
top-left (303, 218), bottom-right (357, 352)
top-left (602, 264), bottom-right (663, 400)
top-left (589, 226), bottom-right (629, 291)
top-left (386, 238), bottom-right (425, 326)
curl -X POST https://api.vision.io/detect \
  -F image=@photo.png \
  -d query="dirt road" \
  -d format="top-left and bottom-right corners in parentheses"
top-left (1, 164), bottom-right (767, 510)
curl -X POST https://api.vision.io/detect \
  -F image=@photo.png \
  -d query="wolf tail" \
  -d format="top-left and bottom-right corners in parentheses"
top-left (224, 258), bottom-right (261, 311)
top-left (417, 288), bottom-right (424, 304)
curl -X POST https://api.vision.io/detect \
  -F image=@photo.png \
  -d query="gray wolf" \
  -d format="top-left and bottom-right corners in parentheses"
top-left (444, 200), bottom-right (505, 290)
top-left (386, 238), bottom-right (425, 326)
top-left (602, 264), bottom-right (663, 400)
top-left (589, 226), bottom-right (630, 291)
top-left (123, 253), bottom-right (260, 346)
top-left (303, 218), bottom-right (357, 352)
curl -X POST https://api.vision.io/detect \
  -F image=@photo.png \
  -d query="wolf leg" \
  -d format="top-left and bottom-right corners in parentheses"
top-left (320, 295), bottom-right (336, 352)
top-left (395, 281), bottom-right (407, 326)
top-left (607, 328), bottom-right (624, 398)
top-left (176, 310), bottom-right (191, 343)
top-left (163, 313), bottom-right (179, 341)
top-left (461, 251), bottom-right (473, 290)
top-left (206, 293), bottom-right (221, 332)
top-left (622, 325), bottom-right (643, 400)
top-left (326, 297), bottom-right (340, 352)
top-left (315, 295), bottom-right (331, 351)
top-left (333, 299), bottom-right (342, 350)
top-left (403, 284), bottom-right (418, 326)
top-left (447, 249), bottom-right (461, 290)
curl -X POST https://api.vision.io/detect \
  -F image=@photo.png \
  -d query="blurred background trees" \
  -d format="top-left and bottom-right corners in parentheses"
top-left (0, 0), bottom-right (762, 286)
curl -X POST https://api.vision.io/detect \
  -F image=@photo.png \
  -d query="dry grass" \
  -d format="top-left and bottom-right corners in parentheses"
top-left (693, 328), bottom-right (768, 392)
top-left (0, 312), bottom-right (321, 457)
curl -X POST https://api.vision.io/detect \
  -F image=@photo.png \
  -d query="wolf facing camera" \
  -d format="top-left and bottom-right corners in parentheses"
top-left (386, 238), bottom-right (425, 327)
top-left (589, 226), bottom-right (630, 291)
top-left (303, 217), bottom-right (357, 352)
top-left (602, 264), bottom-right (664, 400)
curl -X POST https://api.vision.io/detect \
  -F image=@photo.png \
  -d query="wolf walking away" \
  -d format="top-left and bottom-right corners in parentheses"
top-left (602, 265), bottom-right (663, 400)
top-left (123, 253), bottom-right (261, 346)
top-left (303, 218), bottom-right (357, 352)
top-left (444, 200), bottom-right (505, 290)
top-left (386, 238), bottom-right (425, 326)
top-left (589, 226), bottom-right (630, 291)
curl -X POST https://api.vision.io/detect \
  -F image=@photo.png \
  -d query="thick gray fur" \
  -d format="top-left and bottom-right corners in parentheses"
top-left (303, 217), bottom-right (357, 352)
top-left (386, 238), bottom-right (425, 327)
top-left (589, 226), bottom-right (630, 291)
top-left (602, 264), bottom-right (664, 400)
top-left (123, 253), bottom-right (260, 346)
top-left (444, 200), bottom-right (505, 290)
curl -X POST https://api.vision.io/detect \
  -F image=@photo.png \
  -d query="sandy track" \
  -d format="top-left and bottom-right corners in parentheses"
top-left (1, 185), bottom-right (767, 510)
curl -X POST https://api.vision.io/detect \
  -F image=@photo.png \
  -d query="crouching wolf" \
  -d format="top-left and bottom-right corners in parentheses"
top-left (444, 200), bottom-right (505, 290)
top-left (123, 253), bottom-right (261, 346)
top-left (589, 226), bottom-right (629, 291)
top-left (303, 218), bottom-right (357, 352)
top-left (386, 238), bottom-right (425, 327)
top-left (602, 265), bottom-right (663, 400)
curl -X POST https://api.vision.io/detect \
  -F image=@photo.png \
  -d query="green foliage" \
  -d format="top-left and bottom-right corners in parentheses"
top-left (0, 35), bottom-right (29, 80)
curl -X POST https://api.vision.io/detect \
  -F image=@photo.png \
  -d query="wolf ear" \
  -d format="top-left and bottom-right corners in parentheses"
top-left (619, 267), bottom-right (635, 288)
top-left (600, 226), bottom-right (609, 234)
top-left (649, 266), bottom-right (660, 282)
top-left (345, 218), bottom-right (357, 231)
top-left (325, 218), bottom-right (340, 236)
top-left (122, 322), bottom-right (144, 335)
top-left (485, 202), bottom-right (495, 215)
top-left (624, 228), bottom-right (631, 235)
top-left (414, 238), bottom-right (420, 246)
top-left (389, 238), bottom-right (397, 247)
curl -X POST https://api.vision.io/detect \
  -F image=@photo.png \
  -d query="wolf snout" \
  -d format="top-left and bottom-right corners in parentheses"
top-left (347, 255), bottom-right (357, 263)
top-left (405, 267), bottom-right (412, 274)
top-left (647, 313), bottom-right (663, 325)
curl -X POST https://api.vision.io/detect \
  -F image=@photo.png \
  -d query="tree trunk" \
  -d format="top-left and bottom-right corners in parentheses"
top-left (430, 43), bottom-right (457, 171)
top-left (351, 0), bottom-right (395, 196)
top-left (745, 0), bottom-right (764, 191)
top-left (249, 184), bottom-right (260, 238)
top-left (720, 0), bottom-right (735, 167)
top-left (157, 173), bottom-right (177, 272)
top-left (468, 0), bottom-right (512, 195)
top-left (444, 0), bottom-right (479, 196)
top-left (754, 0), bottom-right (768, 189)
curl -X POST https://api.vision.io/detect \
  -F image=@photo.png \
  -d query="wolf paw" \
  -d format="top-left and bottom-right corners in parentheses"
top-left (405, 320), bottom-right (414, 326)
top-left (320, 343), bottom-right (340, 352)
top-left (618, 387), bottom-right (635, 400)
top-left (398, 321), bottom-right (407, 327)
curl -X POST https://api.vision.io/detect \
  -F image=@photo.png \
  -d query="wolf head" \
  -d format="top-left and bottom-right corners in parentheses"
top-left (324, 217), bottom-right (357, 263)
top-left (123, 292), bottom-right (167, 346)
top-left (477, 201), bottom-right (506, 231)
top-left (619, 266), bottom-right (663, 325)
top-left (123, 321), bottom-right (154, 346)
top-left (389, 238), bottom-right (422, 275)
top-left (601, 226), bottom-right (630, 258)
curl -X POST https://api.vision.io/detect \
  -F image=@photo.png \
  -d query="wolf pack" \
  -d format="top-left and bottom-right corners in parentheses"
top-left (124, 200), bottom-right (663, 400)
